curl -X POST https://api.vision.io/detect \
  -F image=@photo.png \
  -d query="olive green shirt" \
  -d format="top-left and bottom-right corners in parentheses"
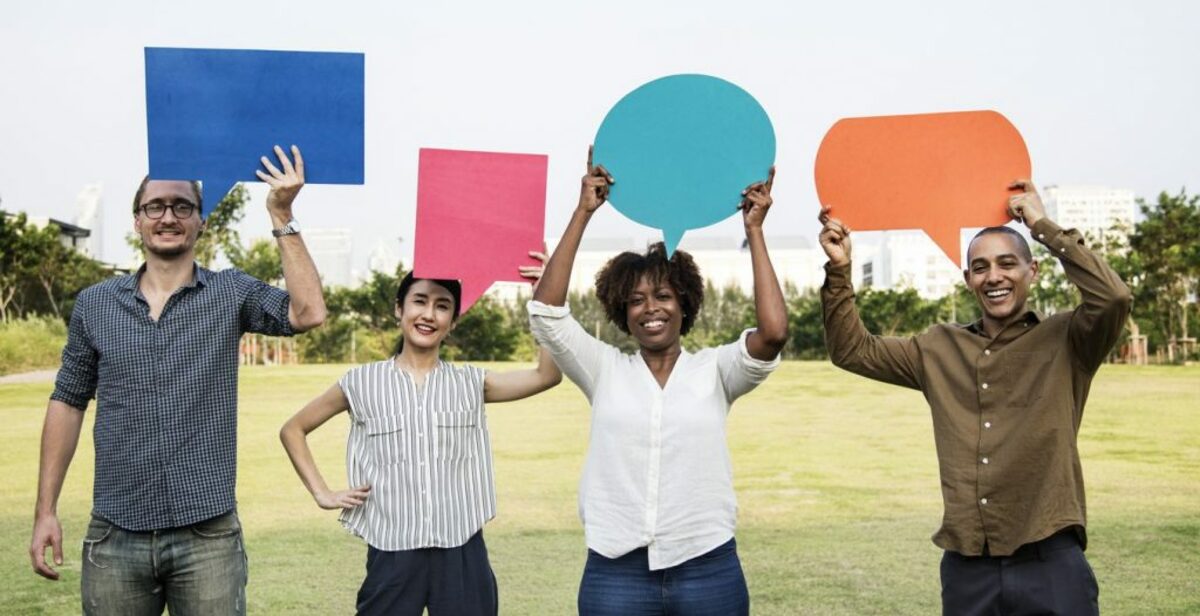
top-left (821, 218), bottom-right (1132, 556)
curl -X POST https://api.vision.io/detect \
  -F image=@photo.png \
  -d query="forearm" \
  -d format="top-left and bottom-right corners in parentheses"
top-left (276, 232), bottom-right (327, 332)
top-left (35, 402), bottom-right (85, 517)
top-left (279, 422), bottom-right (333, 500)
top-left (821, 263), bottom-right (923, 388)
top-left (746, 226), bottom-right (788, 349)
top-left (533, 207), bottom-right (593, 306)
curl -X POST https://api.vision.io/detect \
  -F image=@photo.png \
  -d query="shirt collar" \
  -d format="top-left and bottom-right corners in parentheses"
top-left (964, 310), bottom-right (1042, 337)
top-left (120, 262), bottom-right (207, 292)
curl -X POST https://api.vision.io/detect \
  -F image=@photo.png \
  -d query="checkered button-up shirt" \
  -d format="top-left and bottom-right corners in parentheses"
top-left (51, 265), bottom-right (293, 531)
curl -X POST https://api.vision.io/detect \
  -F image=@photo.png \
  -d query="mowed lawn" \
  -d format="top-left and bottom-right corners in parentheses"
top-left (1, 363), bottom-right (1197, 615)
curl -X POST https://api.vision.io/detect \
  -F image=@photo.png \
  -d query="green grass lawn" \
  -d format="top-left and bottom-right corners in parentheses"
top-left (2, 363), bottom-right (1197, 614)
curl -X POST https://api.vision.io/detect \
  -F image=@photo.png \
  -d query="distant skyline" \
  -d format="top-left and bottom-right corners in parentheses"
top-left (3, 1), bottom-right (1197, 272)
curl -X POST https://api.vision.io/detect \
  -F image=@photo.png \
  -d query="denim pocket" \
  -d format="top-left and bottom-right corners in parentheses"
top-left (82, 517), bottom-right (115, 569)
top-left (190, 511), bottom-right (242, 538)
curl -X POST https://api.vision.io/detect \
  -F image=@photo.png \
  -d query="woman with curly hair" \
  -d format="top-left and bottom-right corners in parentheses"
top-left (529, 147), bottom-right (788, 615)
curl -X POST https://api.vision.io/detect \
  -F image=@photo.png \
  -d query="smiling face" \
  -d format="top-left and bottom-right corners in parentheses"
top-left (964, 231), bottom-right (1039, 332)
top-left (395, 279), bottom-right (458, 352)
top-left (625, 274), bottom-right (684, 352)
top-left (133, 180), bottom-right (204, 260)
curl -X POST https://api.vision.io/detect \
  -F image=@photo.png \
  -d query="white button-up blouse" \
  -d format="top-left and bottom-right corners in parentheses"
top-left (528, 300), bottom-right (780, 570)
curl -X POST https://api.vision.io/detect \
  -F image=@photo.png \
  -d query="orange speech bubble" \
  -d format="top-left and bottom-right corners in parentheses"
top-left (814, 110), bottom-right (1031, 266)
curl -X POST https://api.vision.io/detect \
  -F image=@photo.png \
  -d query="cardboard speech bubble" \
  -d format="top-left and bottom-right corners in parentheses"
top-left (145, 47), bottom-right (365, 216)
top-left (413, 148), bottom-right (548, 313)
top-left (814, 110), bottom-right (1031, 266)
top-left (593, 74), bottom-right (775, 256)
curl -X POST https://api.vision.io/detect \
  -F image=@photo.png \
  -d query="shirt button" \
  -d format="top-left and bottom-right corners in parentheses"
top-left (984, 421), bottom-right (992, 429)
top-left (1038, 233), bottom-right (1045, 239)
top-left (982, 457), bottom-right (989, 464)
top-left (1060, 247), bottom-right (1067, 252)
top-left (980, 498), bottom-right (988, 505)
top-left (984, 349), bottom-right (991, 356)
top-left (981, 383), bottom-right (989, 390)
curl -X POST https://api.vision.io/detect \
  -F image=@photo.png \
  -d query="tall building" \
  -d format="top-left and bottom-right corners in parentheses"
top-left (1042, 185), bottom-right (1136, 243)
top-left (860, 230), bottom-right (963, 299)
top-left (73, 183), bottom-right (104, 260)
top-left (551, 235), bottom-right (826, 297)
top-left (305, 228), bottom-right (354, 288)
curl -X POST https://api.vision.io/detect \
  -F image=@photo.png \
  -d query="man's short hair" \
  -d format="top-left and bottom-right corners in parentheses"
top-left (968, 226), bottom-right (1032, 263)
top-left (132, 176), bottom-right (203, 214)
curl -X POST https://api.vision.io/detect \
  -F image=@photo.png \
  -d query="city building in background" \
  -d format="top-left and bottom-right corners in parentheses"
top-left (1043, 185), bottom-right (1136, 243)
top-left (305, 228), bottom-right (354, 288)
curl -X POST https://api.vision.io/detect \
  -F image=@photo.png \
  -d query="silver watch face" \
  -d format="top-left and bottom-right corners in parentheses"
top-left (274, 219), bottom-right (300, 236)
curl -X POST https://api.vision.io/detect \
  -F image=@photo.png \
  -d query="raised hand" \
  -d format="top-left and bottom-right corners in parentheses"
top-left (818, 205), bottom-right (853, 267)
top-left (1006, 179), bottom-right (1046, 227)
top-left (518, 245), bottom-right (550, 293)
top-left (257, 145), bottom-right (306, 219)
top-left (579, 145), bottom-right (615, 213)
top-left (740, 166), bottom-right (776, 230)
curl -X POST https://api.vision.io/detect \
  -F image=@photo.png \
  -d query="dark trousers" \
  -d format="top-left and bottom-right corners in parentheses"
top-left (941, 530), bottom-right (1099, 616)
top-left (578, 538), bottom-right (749, 616)
top-left (356, 531), bottom-right (497, 616)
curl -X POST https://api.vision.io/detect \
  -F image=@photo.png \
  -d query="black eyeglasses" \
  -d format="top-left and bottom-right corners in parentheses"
top-left (139, 200), bottom-right (198, 219)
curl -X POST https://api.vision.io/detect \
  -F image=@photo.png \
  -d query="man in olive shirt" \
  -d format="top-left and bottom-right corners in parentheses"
top-left (819, 180), bottom-right (1131, 615)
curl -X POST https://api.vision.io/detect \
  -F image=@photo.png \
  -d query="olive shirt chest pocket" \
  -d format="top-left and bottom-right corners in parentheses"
top-left (1003, 350), bottom-right (1055, 407)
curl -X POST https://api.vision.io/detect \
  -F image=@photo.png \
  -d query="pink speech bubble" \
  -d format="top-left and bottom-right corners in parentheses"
top-left (413, 148), bottom-right (548, 312)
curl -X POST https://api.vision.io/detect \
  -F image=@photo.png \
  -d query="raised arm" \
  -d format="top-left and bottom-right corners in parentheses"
top-left (1007, 180), bottom-right (1132, 371)
top-left (257, 145), bottom-right (327, 332)
top-left (487, 249), bottom-right (563, 402)
top-left (740, 166), bottom-right (788, 360)
top-left (533, 146), bottom-right (614, 307)
top-left (279, 384), bottom-right (370, 511)
top-left (818, 206), bottom-right (924, 389)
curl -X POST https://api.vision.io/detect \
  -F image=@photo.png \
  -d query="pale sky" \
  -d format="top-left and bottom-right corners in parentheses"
top-left (2, 1), bottom-right (1197, 272)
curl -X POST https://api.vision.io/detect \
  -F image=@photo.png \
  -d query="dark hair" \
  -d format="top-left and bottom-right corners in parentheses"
top-left (594, 242), bottom-right (704, 336)
top-left (968, 226), bottom-right (1032, 263)
top-left (132, 176), bottom-right (203, 215)
top-left (393, 272), bottom-right (463, 354)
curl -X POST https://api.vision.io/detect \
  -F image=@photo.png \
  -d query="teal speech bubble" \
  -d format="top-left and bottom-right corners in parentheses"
top-left (593, 74), bottom-right (776, 256)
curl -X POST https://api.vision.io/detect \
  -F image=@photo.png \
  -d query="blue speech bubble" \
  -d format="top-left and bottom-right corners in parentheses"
top-left (593, 74), bottom-right (775, 255)
top-left (145, 47), bottom-right (365, 217)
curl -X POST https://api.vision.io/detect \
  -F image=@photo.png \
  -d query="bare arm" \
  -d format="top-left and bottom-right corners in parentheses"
top-left (258, 145), bottom-right (327, 332)
top-left (29, 400), bottom-right (85, 580)
top-left (533, 146), bottom-right (613, 307)
top-left (485, 346), bottom-right (563, 402)
top-left (279, 384), bottom-right (369, 510)
top-left (740, 167), bottom-right (788, 360)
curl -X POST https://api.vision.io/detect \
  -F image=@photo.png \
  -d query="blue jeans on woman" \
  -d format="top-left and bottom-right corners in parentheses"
top-left (578, 538), bottom-right (750, 616)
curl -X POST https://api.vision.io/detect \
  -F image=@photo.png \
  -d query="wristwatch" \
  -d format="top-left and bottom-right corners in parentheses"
top-left (271, 218), bottom-right (301, 238)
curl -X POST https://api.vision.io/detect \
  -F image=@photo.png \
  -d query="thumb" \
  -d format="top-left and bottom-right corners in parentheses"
top-left (52, 533), bottom-right (63, 565)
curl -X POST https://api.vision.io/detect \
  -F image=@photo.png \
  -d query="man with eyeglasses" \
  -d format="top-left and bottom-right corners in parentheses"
top-left (29, 145), bottom-right (327, 615)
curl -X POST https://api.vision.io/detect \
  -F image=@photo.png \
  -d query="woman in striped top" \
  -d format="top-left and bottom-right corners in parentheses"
top-left (529, 149), bottom-right (789, 615)
top-left (280, 262), bottom-right (561, 616)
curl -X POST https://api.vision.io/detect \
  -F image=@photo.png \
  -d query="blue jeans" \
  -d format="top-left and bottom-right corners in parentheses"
top-left (81, 510), bottom-right (248, 616)
top-left (578, 538), bottom-right (750, 616)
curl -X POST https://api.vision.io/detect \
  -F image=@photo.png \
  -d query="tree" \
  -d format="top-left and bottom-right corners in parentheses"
top-left (785, 285), bottom-right (827, 359)
top-left (228, 238), bottom-right (283, 285)
top-left (444, 295), bottom-right (521, 361)
top-left (1129, 190), bottom-right (1200, 356)
top-left (857, 287), bottom-right (940, 336)
top-left (1027, 243), bottom-right (1080, 316)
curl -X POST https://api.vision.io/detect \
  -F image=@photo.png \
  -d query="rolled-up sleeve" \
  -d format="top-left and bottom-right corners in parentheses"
top-left (50, 291), bottom-right (98, 410)
top-left (527, 300), bottom-right (615, 401)
top-left (717, 328), bottom-right (781, 403)
top-left (236, 270), bottom-right (294, 337)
